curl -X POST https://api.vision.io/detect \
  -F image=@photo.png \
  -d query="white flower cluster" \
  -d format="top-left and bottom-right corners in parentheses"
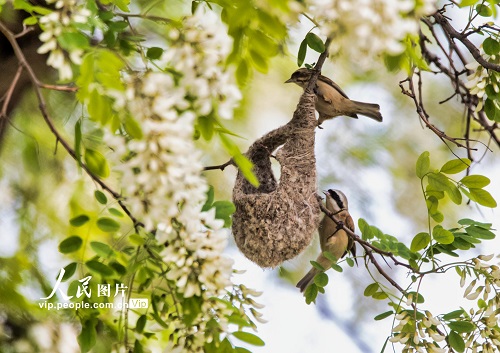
top-left (106, 71), bottom-right (236, 350)
top-left (163, 11), bottom-right (242, 120)
top-left (305, 0), bottom-right (436, 67)
top-left (465, 53), bottom-right (500, 112)
top-left (458, 255), bottom-right (500, 352)
top-left (37, 0), bottom-right (90, 80)
top-left (389, 310), bottom-right (447, 353)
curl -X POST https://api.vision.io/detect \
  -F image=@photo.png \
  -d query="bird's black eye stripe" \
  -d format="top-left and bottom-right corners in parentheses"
top-left (328, 189), bottom-right (344, 209)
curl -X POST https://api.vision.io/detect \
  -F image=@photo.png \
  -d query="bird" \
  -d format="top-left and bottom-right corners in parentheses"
top-left (296, 189), bottom-right (357, 293)
top-left (285, 68), bottom-right (383, 126)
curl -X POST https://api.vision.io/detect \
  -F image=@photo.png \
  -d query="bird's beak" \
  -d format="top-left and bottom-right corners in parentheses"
top-left (284, 78), bottom-right (293, 83)
top-left (322, 190), bottom-right (328, 196)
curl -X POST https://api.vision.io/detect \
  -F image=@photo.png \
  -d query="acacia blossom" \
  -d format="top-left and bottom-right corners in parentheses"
top-left (37, 0), bottom-right (90, 80)
top-left (305, 0), bottom-right (436, 67)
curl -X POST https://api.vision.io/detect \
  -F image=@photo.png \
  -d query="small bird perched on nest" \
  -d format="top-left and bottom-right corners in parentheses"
top-left (296, 189), bottom-right (357, 293)
top-left (285, 68), bottom-right (383, 126)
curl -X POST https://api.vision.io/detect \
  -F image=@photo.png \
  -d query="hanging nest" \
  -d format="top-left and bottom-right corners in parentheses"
top-left (232, 92), bottom-right (321, 268)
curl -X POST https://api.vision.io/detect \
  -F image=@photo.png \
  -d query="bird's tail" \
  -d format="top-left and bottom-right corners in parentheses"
top-left (352, 101), bottom-right (383, 122)
top-left (296, 267), bottom-right (319, 293)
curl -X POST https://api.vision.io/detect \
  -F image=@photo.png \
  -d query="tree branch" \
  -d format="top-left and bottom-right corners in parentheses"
top-left (433, 11), bottom-right (500, 72)
top-left (0, 20), bottom-right (142, 229)
top-left (1, 65), bottom-right (23, 119)
top-left (203, 160), bottom-right (234, 171)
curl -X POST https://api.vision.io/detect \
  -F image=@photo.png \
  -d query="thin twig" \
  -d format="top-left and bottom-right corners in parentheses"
top-left (1, 65), bottom-right (23, 119)
top-left (203, 160), bottom-right (234, 171)
top-left (39, 83), bottom-right (78, 92)
top-left (399, 77), bottom-right (473, 150)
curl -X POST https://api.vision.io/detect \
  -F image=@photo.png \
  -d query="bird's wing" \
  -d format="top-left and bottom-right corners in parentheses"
top-left (318, 75), bottom-right (351, 99)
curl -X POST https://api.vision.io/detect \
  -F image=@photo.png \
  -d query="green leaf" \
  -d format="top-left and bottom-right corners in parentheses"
top-left (202, 186), bottom-right (215, 212)
top-left (483, 37), bottom-right (500, 55)
top-left (374, 311), bottom-right (393, 321)
top-left (314, 272), bottom-right (328, 287)
top-left (198, 116), bottom-right (215, 141)
top-left (459, 0), bottom-right (479, 6)
top-left (410, 232), bottom-right (430, 252)
top-left (440, 158), bottom-right (470, 174)
top-left (62, 262), bottom-right (77, 281)
top-left (346, 257), bottom-right (355, 267)
top-left (305, 33), bottom-right (325, 53)
top-left (109, 261), bottom-right (127, 275)
top-left (135, 315), bottom-right (147, 333)
top-left (442, 309), bottom-right (464, 320)
top-left (85, 260), bottom-right (114, 276)
top-left (448, 321), bottom-right (476, 333)
top-left (59, 236), bottom-right (83, 253)
top-left (146, 47), bottom-right (163, 60)
top-left (78, 318), bottom-right (97, 353)
top-left (323, 251), bottom-right (338, 263)
top-left (310, 261), bottom-right (326, 271)
top-left (331, 263), bottom-right (343, 272)
top-left (407, 291), bottom-right (425, 304)
top-left (364, 283), bottom-right (379, 296)
top-left (123, 117), bottom-right (143, 139)
top-left (358, 218), bottom-right (373, 240)
top-left (88, 89), bottom-right (114, 124)
top-left (234, 347), bottom-right (252, 353)
top-left (446, 184), bottom-right (462, 205)
top-left (304, 283), bottom-right (318, 304)
top-left (23, 16), bottom-right (37, 25)
top-left (430, 211), bottom-right (444, 223)
top-left (448, 331), bottom-right (465, 352)
top-left (233, 153), bottom-right (259, 187)
top-left (249, 49), bottom-right (268, 73)
top-left (476, 3), bottom-right (493, 16)
top-left (90, 241), bottom-right (114, 258)
top-left (232, 331), bottom-right (265, 346)
top-left (96, 217), bottom-right (120, 232)
top-left (484, 98), bottom-right (498, 121)
top-left (112, 0), bottom-right (130, 12)
top-left (58, 32), bottom-right (89, 51)
top-left (427, 172), bottom-right (451, 192)
top-left (94, 190), bottom-right (108, 204)
top-left (416, 151), bottom-right (430, 178)
top-left (372, 292), bottom-right (389, 300)
top-left (465, 225), bottom-right (495, 239)
top-left (133, 340), bottom-right (144, 353)
top-left (468, 188), bottom-right (497, 208)
top-left (70, 214), bottom-right (90, 227)
top-left (460, 175), bottom-right (490, 188)
top-left (458, 218), bottom-right (475, 225)
top-left (108, 20), bottom-right (128, 32)
top-left (228, 314), bottom-right (252, 327)
top-left (433, 226), bottom-right (454, 244)
top-left (236, 59), bottom-right (250, 86)
top-left (108, 208), bottom-right (124, 217)
top-left (297, 39), bottom-right (307, 67)
top-left (213, 201), bottom-right (236, 227)
top-left (85, 148), bottom-right (110, 178)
